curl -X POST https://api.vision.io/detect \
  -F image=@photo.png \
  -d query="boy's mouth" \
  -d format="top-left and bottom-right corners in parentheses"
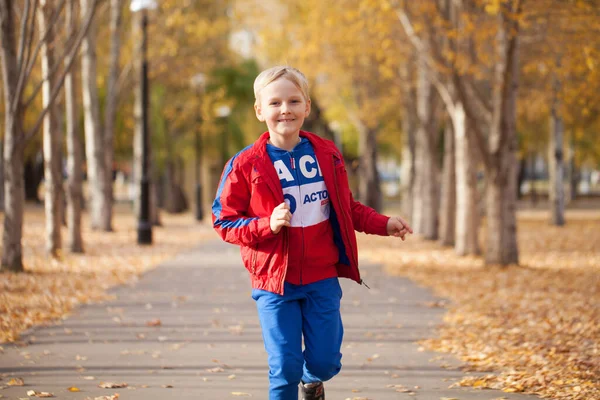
top-left (278, 118), bottom-right (295, 122)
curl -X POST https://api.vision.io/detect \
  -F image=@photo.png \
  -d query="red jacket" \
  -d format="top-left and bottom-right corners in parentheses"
top-left (212, 131), bottom-right (389, 295)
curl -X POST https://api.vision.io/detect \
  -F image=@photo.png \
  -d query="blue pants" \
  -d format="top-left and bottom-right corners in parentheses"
top-left (252, 278), bottom-right (344, 400)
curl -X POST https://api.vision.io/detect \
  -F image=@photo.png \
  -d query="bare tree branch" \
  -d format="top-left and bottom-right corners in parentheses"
top-left (24, 0), bottom-right (98, 142)
top-left (16, 0), bottom-right (33, 73)
top-left (12, 0), bottom-right (65, 113)
top-left (23, 9), bottom-right (82, 109)
top-left (396, 7), bottom-right (457, 115)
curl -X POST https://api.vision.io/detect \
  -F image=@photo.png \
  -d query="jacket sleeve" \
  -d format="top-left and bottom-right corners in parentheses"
top-left (212, 157), bottom-right (275, 246)
top-left (349, 193), bottom-right (389, 236)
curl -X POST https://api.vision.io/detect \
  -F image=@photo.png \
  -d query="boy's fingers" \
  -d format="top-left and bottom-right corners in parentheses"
top-left (398, 217), bottom-right (413, 233)
top-left (275, 202), bottom-right (289, 211)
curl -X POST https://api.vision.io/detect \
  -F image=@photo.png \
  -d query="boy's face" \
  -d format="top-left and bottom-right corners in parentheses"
top-left (254, 78), bottom-right (311, 141)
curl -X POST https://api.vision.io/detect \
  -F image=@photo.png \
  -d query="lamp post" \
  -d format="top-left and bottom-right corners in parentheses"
top-left (131, 0), bottom-right (157, 245)
top-left (190, 73), bottom-right (205, 221)
top-left (215, 105), bottom-right (231, 166)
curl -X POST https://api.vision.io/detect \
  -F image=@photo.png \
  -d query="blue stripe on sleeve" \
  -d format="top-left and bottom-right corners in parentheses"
top-left (212, 144), bottom-right (255, 227)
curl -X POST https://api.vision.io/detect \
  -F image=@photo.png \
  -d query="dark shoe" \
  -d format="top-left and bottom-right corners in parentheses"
top-left (300, 381), bottom-right (325, 400)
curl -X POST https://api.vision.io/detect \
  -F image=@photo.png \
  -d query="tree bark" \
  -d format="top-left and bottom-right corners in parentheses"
top-left (400, 60), bottom-right (416, 221)
top-left (24, 155), bottom-right (43, 202)
top-left (102, 0), bottom-right (123, 231)
top-left (0, 0), bottom-right (25, 272)
top-left (65, 0), bottom-right (84, 252)
top-left (0, 140), bottom-right (4, 212)
top-left (357, 124), bottom-right (382, 212)
top-left (438, 120), bottom-right (455, 246)
top-left (566, 135), bottom-right (576, 203)
top-left (80, 0), bottom-right (109, 230)
top-left (38, 0), bottom-right (63, 256)
top-left (484, 7), bottom-right (520, 265)
top-left (412, 56), bottom-right (440, 239)
top-left (453, 103), bottom-right (480, 255)
top-left (548, 77), bottom-right (565, 225)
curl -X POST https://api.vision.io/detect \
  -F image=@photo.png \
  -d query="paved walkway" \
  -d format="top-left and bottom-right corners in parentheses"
top-left (0, 239), bottom-right (537, 400)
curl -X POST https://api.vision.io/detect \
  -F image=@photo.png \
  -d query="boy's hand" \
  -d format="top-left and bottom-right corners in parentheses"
top-left (270, 202), bottom-right (292, 234)
top-left (387, 216), bottom-right (413, 241)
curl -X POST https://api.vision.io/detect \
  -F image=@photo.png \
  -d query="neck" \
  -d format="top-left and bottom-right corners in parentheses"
top-left (268, 134), bottom-right (301, 151)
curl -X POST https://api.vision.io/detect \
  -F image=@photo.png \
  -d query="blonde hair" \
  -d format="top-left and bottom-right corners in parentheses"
top-left (253, 66), bottom-right (310, 106)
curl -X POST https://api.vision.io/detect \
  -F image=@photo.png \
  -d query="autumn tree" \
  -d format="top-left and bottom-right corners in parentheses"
top-left (0, 0), bottom-right (97, 271)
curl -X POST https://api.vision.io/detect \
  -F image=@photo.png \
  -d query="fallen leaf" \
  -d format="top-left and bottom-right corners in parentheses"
top-left (98, 382), bottom-right (128, 389)
top-left (146, 319), bottom-right (161, 327)
top-left (161, 385), bottom-right (173, 388)
top-left (231, 392), bottom-right (252, 397)
top-left (26, 390), bottom-right (54, 398)
top-left (7, 378), bottom-right (25, 386)
top-left (87, 394), bottom-right (119, 400)
top-left (67, 387), bottom-right (81, 392)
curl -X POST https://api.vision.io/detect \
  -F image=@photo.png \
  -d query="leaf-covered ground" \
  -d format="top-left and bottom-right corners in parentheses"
top-left (359, 209), bottom-right (600, 400)
top-left (0, 205), bottom-right (215, 343)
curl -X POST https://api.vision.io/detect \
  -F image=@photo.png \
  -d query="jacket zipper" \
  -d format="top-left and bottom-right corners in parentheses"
top-left (332, 156), bottom-right (361, 279)
top-left (290, 151), bottom-right (305, 285)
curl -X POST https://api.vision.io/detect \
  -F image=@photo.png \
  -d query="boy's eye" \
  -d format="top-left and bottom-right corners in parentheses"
top-left (270, 102), bottom-right (279, 106)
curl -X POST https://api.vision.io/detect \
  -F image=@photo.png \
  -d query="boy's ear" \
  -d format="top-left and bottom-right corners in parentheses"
top-left (305, 99), bottom-right (312, 118)
top-left (254, 103), bottom-right (265, 122)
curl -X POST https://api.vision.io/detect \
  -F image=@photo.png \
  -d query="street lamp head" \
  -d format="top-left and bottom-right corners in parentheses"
top-left (191, 73), bottom-right (206, 91)
top-left (130, 0), bottom-right (157, 12)
top-left (216, 105), bottom-right (231, 118)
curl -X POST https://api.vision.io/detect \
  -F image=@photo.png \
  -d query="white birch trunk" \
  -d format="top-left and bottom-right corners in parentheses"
top-left (453, 103), bottom-right (480, 255)
top-left (65, 0), bottom-right (84, 252)
top-left (80, 0), bottom-right (108, 230)
top-left (38, 0), bottom-right (63, 256)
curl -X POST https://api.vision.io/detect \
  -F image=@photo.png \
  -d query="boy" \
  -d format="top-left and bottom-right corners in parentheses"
top-left (212, 66), bottom-right (412, 400)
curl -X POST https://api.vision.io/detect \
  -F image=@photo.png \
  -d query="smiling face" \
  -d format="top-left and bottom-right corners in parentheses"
top-left (254, 77), bottom-right (311, 148)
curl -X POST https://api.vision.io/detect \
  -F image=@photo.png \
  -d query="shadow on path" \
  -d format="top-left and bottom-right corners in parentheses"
top-left (0, 240), bottom-right (538, 399)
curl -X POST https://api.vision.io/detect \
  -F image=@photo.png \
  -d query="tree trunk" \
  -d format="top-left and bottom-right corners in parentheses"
top-left (453, 103), bottom-right (480, 255)
top-left (438, 121), bottom-right (455, 246)
top-left (400, 61), bottom-right (416, 220)
top-left (357, 124), bottom-right (382, 212)
top-left (80, 0), bottom-right (109, 230)
top-left (566, 135), bottom-right (576, 203)
top-left (412, 57), bottom-right (440, 239)
top-left (24, 155), bottom-right (43, 202)
top-left (0, 140), bottom-right (4, 212)
top-left (38, 0), bottom-right (63, 256)
top-left (0, 1), bottom-right (25, 272)
top-left (65, 0), bottom-right (84, 252)
top-left (548, 80), bottom-right (565, 225)
top-left (485, 9), bottom-right (520, 265)
top-left (103, 0), bottom-right (123, 231)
